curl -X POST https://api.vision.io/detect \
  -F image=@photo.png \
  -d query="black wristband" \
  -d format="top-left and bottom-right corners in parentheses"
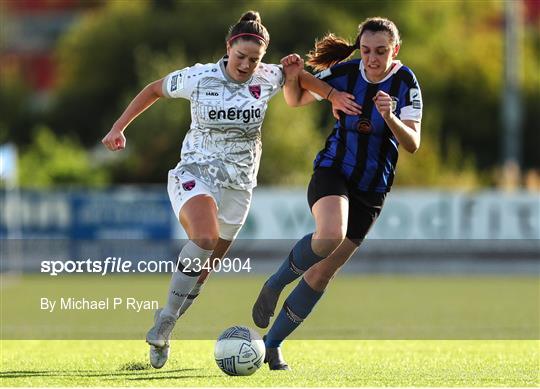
top-left (326, 87), bottom-right (334, 100)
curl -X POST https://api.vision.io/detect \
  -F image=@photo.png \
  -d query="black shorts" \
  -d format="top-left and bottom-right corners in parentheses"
top-left (307, 167), bottom-right (386, 244)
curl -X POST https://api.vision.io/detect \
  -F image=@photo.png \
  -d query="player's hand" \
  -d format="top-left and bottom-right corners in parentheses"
top-left (328, 90), bottom-right (362, 120)
top-left (373, 90), bottom-right (394, 119)
top-left (102, 128), bottom-right (126, 151)
top-left (281, 54), bottom-right (304, 79)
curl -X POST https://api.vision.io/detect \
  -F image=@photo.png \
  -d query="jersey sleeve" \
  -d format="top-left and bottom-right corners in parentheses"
top-left (309, 64), bottom-right (348, 101)
top-left (264, 64), bottom-right (285, 98)
top-left (399, 72), bottom-right (423, 122)
top-left (162, 66), bottom-right (198, 99)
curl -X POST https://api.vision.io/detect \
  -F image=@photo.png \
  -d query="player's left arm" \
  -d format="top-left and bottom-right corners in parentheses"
top-left (281, 54), bottom-right (361, 118)
top-left (373, 90), bottom-right (422, 153)
top-left (298, 71), bottom-right (361, 118)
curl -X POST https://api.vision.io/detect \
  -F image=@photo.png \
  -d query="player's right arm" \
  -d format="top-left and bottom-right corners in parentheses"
top-left (102, 78), bottom-right (165, 151)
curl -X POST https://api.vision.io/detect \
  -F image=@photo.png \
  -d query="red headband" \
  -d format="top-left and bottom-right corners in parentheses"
top-left (228, 33), bottom-right (268, 45)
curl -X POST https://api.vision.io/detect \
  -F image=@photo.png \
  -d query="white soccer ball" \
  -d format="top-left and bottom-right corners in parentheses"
top-left (214, 326), bottom-right (265, 376)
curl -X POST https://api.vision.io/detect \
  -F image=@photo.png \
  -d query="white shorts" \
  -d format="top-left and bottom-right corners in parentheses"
top-left (167, 170), bottom-right (252, 241)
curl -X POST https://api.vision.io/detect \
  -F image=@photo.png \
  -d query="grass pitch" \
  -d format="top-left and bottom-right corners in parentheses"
top-left (1, 274), bottom-right (538, 386)
top-left (1, 340), bottom-right (538, 386)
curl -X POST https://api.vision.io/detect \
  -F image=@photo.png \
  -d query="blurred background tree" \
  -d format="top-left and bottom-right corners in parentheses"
top-left (1, 0), bottom-right (538, 189)
top-left (18, 126), bottom-right (109, 187)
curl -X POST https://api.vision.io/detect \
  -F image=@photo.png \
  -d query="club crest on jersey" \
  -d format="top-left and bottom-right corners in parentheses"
top-left (357, 118), bottom-right (373, 134)
top-left (249, 85), bottom-right (261, 99)
top-left (182, 180), bottom-right (196, 191)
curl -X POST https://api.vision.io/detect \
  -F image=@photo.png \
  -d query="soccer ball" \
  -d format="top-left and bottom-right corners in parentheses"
top-left (214, 326), bottom-right (265, 376)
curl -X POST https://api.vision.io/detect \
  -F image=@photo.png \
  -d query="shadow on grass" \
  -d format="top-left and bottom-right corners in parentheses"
top-left (122, 374), bottom-right (220, 381)
top-left (0, 367), bottom-right (211, 381)
top-left (119, 361), bottom-right (152, 371)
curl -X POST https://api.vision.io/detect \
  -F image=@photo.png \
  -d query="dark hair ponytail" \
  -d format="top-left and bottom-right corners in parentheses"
top-left (227, 10), bottom-right (270, 47)
top-left (307, 17), bottom-right (400, 71)
top-left (306, 34), bottom-right (359, 72)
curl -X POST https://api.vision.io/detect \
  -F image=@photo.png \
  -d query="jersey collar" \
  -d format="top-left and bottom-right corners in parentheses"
top-left (219, 55), bottom-right (254, 85)
top-left (359, 60), bottom-right (402, 84)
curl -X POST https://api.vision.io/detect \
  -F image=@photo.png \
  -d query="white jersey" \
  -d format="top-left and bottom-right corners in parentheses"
top-left (162, 56), bottom-right (284, 190)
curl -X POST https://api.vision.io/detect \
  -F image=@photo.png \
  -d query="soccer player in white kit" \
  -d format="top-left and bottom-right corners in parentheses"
top-left (102, 11), bottom-right (360, 369)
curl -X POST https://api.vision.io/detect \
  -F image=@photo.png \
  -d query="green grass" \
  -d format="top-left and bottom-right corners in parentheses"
top-left (2, 275), bottom-right (538, 339)
top-left (1, 274), bottom-right (539, 386)
top-left (1, 340), bottom-right (538, 386)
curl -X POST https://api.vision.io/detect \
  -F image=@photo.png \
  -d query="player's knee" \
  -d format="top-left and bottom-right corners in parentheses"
top-left (192, 234), bottom-right (219, 251)
top-left (313, 239), bottom-right (344, 258)
top-left (313, 227), bottom-right (346, 255)
top-left (317, 224), bottom-right (347, 242)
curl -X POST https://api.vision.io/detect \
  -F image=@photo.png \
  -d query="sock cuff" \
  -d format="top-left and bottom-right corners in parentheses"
top-left (292, 233), bottom-right (325, 271)
top-left (182, 240), bottom-right (214, 260)
top-left (281, 277), bottom-right (324, 321)
top-left (177, 241), bottom-right (214, 276)
top-left (297, 277), bottom-right (324, 299)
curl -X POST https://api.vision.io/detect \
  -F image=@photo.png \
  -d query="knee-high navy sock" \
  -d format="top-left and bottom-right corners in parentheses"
top-left (266, 234), bottom-right (324, 291)
top-left (265, 278), bottom-right (323, 348)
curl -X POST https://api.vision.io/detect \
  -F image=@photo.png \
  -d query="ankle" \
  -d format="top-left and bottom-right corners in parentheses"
top-left (161, 307), bottom-right (178, 318)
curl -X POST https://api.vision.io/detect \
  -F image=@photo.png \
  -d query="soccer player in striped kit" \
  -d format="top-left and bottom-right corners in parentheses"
top-left (252, 17), bottom-right (423, 370)
top-left (102, 11), bottom-right (360, 369)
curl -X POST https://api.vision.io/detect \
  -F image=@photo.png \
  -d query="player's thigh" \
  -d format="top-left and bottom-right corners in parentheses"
top-left (308, 168), bottom-right (349, 239)
top-left (167, 171), bottom-right (219, 242)
top-left (312, 196), bottom-right (349, 237)
top-left (179, 194), bottom-right (220, 240)
top-left (346, 191), bottom-right (386, 244)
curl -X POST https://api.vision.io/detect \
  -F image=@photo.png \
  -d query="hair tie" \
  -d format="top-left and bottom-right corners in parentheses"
top-left (228, 33), bottom-right (268, 45)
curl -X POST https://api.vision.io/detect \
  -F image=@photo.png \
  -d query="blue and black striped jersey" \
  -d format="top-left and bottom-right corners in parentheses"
top-left (314, 59), bottom-right (422, 192)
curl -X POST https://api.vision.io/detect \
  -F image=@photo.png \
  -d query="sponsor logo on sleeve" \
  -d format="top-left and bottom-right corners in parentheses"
top-left (410, 88), bottom-right (422, 109)
top-left (315, 69), bottom-right (332, 79)
top-left (171, 72), bottom-right (185, 93)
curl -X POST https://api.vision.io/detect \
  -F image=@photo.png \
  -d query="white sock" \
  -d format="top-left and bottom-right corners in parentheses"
top-left (177, 281), bottom-right (204, 318)
top-left (161, 241), bottom-right (213, 318)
